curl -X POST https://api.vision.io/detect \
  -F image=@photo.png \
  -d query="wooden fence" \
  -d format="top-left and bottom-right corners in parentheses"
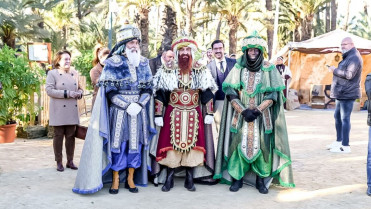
top-left (38, 75), bottom-right (88, 126)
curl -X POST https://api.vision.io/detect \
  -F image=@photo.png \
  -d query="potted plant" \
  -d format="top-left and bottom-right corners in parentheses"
top-left (0, 46), bottom-right (44, 143)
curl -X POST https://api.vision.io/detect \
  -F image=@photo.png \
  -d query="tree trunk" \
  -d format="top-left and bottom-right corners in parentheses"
top-left (266, 0), bottom-right (274, 59)
top-left (159, 6), bottom-right (177, 54)
top-left (314, 8), bottom-right (320, 36)
top-left (325, 3), bottom-right (330, 32)
top-left (364, 0), bottom-right (369, 15)
top-left (76, 0), bottom-right (82, 20)
top-left (228, 17), bottom-right (238, 55)
top-left (301, 14), bottom-right (314, 41)
top-left (186, 0), bottom-right (196, 37)
top-left (343, 0), bottom-right (351, 31)
top-left (139, 8), bottom-right (150, 57)
top-left (331, 0), bottom-right (337, 31)
top-left (215, 19), bottom-right (222, 40)
top-left (62, 25), bottom-right (67, 49)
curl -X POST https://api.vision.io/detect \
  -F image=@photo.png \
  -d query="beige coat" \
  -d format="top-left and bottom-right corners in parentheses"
top-left (46, 68), bottom-right (83, 126)
top-left (89, 63), bottom-right (103, 108)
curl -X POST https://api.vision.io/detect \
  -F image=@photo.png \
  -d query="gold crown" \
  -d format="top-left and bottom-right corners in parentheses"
top-left (116, 23), bottom-right (141, 43)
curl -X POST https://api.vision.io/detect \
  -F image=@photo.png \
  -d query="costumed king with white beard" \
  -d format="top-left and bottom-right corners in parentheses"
top-left (72, 23), bottom-right (156, 195)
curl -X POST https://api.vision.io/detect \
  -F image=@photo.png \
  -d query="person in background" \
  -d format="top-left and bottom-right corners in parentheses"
top-left (149, 47), bottom-right (174, 75)
top-left (275, 56), bottom-right (292, 109)
top-left (326, 37), bottom-right (363, 153)
top-left (46, 50), bottom-right (84, 172)
top-left (90, 45), bottom-right (110, 108)
top-left (206, 48), bottom-right (213, 64)
top-left (230, 54), bottom-right (236, 59)
top-left (365, 73), bottom-right (371, 196)
top-left (207, 39), bottom-right (236, 145)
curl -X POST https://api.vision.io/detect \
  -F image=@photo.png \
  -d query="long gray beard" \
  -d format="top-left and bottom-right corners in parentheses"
top-left (126, 48), bottom-right (141, 67)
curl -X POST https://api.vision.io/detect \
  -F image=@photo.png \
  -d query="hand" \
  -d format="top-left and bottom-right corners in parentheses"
top-left (204, 115), bottom-right (214, 124)
top-left (241, 108), bottom-right (261, 122)
top-left (328, 66), bottom-right (336, 72)
top-left (126, 103), bottom-right (142, 116)
top-left (69, 91), bottom-right (80, 99)
top-left (155, 117), bottom-right (163, 127)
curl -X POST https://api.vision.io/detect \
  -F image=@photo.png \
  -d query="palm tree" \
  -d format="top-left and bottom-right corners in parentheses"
top-left (348, 11), bottom-right (371, 39)
top-left (74, 0), bottom-right (105, 21)
top-left (44, 2), bottom-right (75, 49)
top-left (279, 0), bottom-right (329, 42)
top-left (0, 0), bottom-right (59, 48)
top-left (206, 0), bottom-right (257, 55)
top-left (119, 0), bottom-right (159, 58)
top-left (159, 5), bottom-right (178, 53)
top-left (330, 0), bottom-right (337, 30)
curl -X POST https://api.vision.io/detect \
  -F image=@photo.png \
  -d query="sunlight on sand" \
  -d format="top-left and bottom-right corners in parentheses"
top-left (277, 184), bottom-right (365, 202)
top-left (330, 156), bottom-right (366, 162)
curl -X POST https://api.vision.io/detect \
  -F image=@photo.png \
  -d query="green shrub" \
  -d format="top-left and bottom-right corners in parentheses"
top-left (0, 46), bottom-right (45, 126)
top-left (73, 50), bottom-right (94, 90)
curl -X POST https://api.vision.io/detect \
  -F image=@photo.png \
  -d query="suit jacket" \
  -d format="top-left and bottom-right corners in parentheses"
top-left (207, 57), bottom-right (236, 82)
top-left (149, 55), bottom-right (162, 76)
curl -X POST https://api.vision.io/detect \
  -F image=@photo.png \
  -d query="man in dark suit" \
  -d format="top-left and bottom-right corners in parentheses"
top-left (149, 47), bottom-right (175, 76)
top-left (207, 40), bottom-right (236, 140)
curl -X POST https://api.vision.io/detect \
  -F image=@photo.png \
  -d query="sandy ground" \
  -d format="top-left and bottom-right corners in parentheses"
top-left (1, 109), bottom-right (371, 209)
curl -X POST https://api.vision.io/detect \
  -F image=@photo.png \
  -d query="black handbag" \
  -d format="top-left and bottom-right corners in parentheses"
top-left (75, 125), bottom-right (88, 140)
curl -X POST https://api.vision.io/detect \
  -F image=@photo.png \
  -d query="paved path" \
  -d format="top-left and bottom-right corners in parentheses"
top-left (1, 110), bottom-right (371, 209)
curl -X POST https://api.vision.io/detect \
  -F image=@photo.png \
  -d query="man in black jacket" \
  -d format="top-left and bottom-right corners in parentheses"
top-left (326, 37), bottom-right (363, 153)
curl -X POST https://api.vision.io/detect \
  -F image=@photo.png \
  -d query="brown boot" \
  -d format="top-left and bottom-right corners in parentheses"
top-left (56, 161), bottom-right (64, 172)
top-left (66, 160), bottom-right (78, 170)
top-left (125, 168), bottom-right (138, 193)
top-left (109, 171), bottom-right (119, 194)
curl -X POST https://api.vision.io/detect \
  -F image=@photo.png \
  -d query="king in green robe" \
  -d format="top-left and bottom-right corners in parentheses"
top-left (213, 31), bottom-right (295, 194)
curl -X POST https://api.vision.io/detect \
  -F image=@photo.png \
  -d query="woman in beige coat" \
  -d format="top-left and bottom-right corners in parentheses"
top-left (46, 50), bottom-right (83, 172)
top-left (90, 45), bottom-right (109, 108)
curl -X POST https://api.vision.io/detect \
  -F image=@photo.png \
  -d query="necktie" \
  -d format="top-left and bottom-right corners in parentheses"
top-left (220, 61), bottom-right (224, 73)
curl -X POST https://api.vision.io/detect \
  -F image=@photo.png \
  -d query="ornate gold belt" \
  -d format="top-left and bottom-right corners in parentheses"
top-left (169, 89), bottom-right (199, 109)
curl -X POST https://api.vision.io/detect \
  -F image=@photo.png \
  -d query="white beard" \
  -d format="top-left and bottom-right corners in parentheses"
top-left (126, 47), bottom-right (141, 67)
top-left (342, 48), bottom-right (350, 54)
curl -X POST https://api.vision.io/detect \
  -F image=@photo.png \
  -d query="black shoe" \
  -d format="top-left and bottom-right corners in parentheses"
top-left (125, 181), bottom-right (139, 193)
top-left (229, 178), bottom-right (243, 192)
top-left (162, 168), bottom-right (175, 192)
top-left (184, 168), bottom-right (196, 192)
top-left (367, 187), bottom-right (371, 196)
top-left (256, 176), bottom-right (268, 194)
top-left (109, 188), bottom-right (119, 194)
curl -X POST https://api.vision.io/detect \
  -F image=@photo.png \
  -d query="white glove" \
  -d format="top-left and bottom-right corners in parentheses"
top-left (155, 117), bottom-right (164, 127)
top-left (204, 115), bottom-right (214, 124)
top-left (126, 103), bottom-right (142, 116)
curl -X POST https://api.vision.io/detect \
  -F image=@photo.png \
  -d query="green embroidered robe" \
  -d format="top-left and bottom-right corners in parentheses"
top-left (214, 61), bottom-right (295, 188)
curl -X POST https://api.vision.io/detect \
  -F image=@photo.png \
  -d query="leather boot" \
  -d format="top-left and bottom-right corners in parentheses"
top-left (161, 168), bottom-right (175, 192)
top-left (184, 167), bottom-right (196, 191)
top-left (66, 160), bottom-right (78, 170)
top-left (229, 178), bottom-right (243, 192)
top-left (109, 171), bottom-right (119, 194)
top-left (125, 168), bottom-right (138, 193)
top-left (56, 161), bottom-right (64, 172)
top-left (256, 176), bottom-right (268, 194)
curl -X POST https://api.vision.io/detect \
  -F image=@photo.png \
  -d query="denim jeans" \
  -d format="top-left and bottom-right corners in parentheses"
top-left (368, 127), bottom-right (371, 187)
top-left (334, 99), bottom-right (355, 146)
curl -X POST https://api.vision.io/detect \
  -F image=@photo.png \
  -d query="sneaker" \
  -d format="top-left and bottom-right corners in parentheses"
top-left (326, 141), bottom-right (341, 150)
top-left (330, 146), bottom-right (351, 153)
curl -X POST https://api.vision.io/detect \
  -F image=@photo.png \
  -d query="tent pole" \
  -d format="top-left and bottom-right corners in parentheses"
top-left (287, 48), bottom-right (292, 97)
